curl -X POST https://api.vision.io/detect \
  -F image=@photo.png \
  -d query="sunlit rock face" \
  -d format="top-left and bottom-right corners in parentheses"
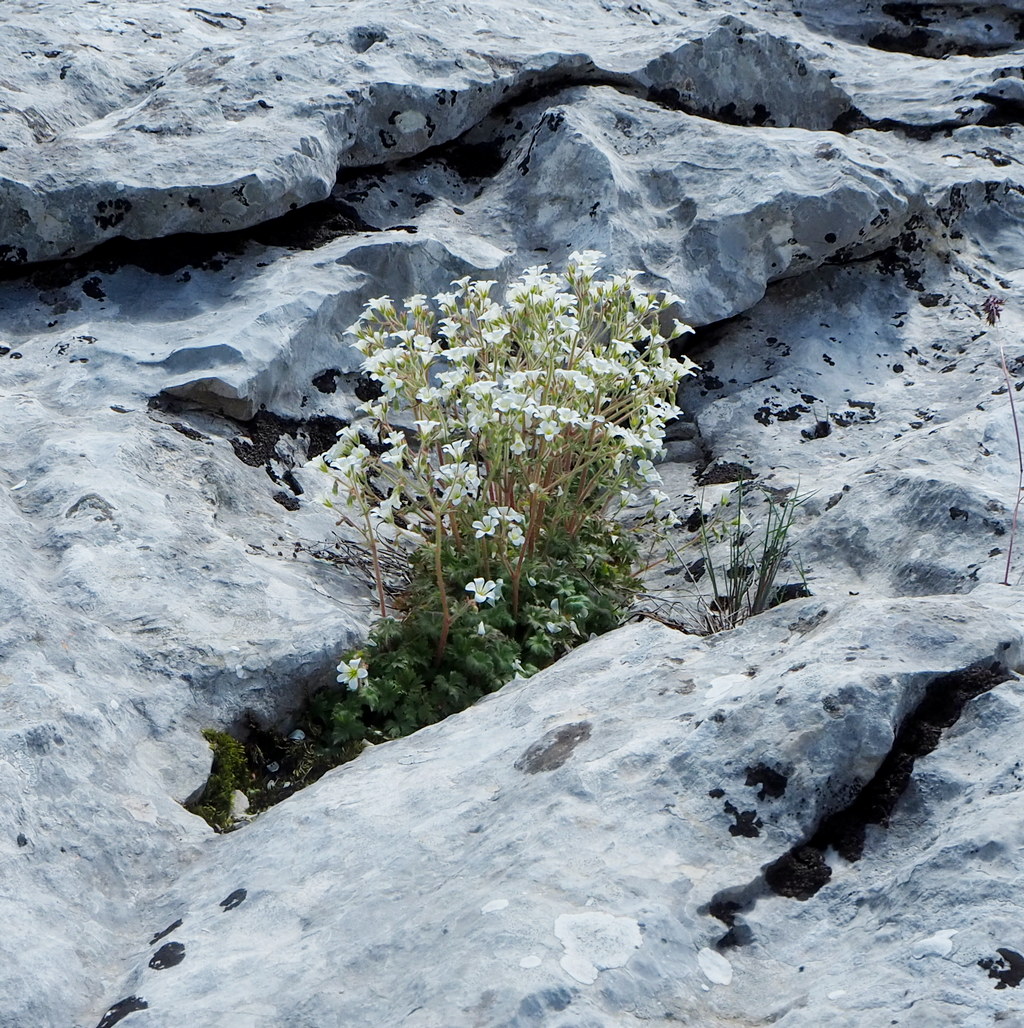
top-left (3, 1), bottom-right (1024, 1025)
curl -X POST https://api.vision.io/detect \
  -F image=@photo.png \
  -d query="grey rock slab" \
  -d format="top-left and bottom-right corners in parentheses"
top-left (12, 0), bottom-right (986, 268)
top-left (3, 0), bottom-right (826, 263)
top-left (0, 229), bottom-right (505, 419)
top-left (0, 372), bottom-right (371, 1022)
top-left (90, 599), bottom-right (1024, 1026)
top-left (339, 85), bottom-right (923, 326)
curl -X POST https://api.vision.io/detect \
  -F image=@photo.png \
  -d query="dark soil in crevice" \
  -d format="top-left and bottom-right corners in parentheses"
top-left (150, 393), bottom-right (345, 498)
top-left (187, 713), bottom-right (352, 832)
top-left (704, 658), bottom-right (1013, 945)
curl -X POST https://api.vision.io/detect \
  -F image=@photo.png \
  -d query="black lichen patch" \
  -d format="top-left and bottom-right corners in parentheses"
top-left (696, 461), bottom-right (754, 487)
top-left (745, 763), bottom-right (788, 800)
top-left (830, 400), bottom-right (876, 428)
top-left (515, 722), bottom-right (592, 774)
top-left (0, 244), bottom-right (28, 265)
top-left (16, 833), bottom-right (28, 847)
top-left (94, 198), bottom-right (132, 231)
top-left (149, 942), bottom-right (185, 970)
top-left (273, 490), bottom-right (301, 511)
top-left (724, 800), bottom-right (762, 838)
top-left (764, 845), bottom-right (832, 900)
top-left (766, 660), bottom-right (1011, 899)
top-left (149, 918), bottom-right (183, 945)
top-left (82, 276), bottom-right (106, 300)
top-left (755, 401), bottom-right (809, 427)
top-left (95, 996), bottom-right (148, 1028)
top-left (979, 948), bottom-right (1024, 989)
top-left (171, 422), bottom-right (208, 442)
top-left (220, 888), bottom-right (247, 911)
top-left (312, 368), bottom-right (341, 394)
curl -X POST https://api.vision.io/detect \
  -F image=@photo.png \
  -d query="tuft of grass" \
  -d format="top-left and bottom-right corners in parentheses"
top-left (678, 482), bottom-right (808, 634)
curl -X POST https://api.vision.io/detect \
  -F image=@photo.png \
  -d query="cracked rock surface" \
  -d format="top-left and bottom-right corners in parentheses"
top-left (3, 0), bottom-right (1024, 1025)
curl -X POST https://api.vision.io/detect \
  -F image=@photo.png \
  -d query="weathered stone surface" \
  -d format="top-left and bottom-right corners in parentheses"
top-left (2, 0), bottom-right (1024, 1025)
top-left (90, 602), bottom-right (1024, 1025)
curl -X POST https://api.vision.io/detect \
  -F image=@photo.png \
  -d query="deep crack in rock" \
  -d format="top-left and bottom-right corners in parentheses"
top-left (706, 658), bottom-right (1013, 937)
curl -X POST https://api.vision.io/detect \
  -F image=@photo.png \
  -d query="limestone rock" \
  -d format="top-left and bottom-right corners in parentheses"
top-left (2, 1), bottom-right (1024, 1025)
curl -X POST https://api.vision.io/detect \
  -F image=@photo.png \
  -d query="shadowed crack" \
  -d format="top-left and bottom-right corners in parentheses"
top-left (705, 658), bottom-right (1013, 947)
top-left (833, 100), bottom-right (1024, 141)
top-left (0, 194), bottom-right (379, 287)
top-left (0, 38), bottom-right (1006, 289)
top-left (0, 38), bottom-right (857, 281)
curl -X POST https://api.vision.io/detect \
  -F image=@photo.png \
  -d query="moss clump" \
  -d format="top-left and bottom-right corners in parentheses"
top-left (186, 729), bottom-right (249, 832)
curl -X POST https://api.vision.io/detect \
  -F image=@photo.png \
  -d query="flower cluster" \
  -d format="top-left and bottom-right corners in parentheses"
top-left (319, 251), bottom-right (697, 625)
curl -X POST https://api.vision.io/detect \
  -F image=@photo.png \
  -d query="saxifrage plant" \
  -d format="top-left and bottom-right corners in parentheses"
top-left (315, 251), bottom-right (697, 746)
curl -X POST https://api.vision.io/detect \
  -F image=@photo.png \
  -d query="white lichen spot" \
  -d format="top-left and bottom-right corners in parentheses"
top-left (554, 912), bottom-right (642, 985)
top-left (519, 955), bottom-right (541, 969)
top-left (481, 899), bottom-right (509, 914)
top-left (697, 947), bottom-right (733, 986)
top-left (827, 989), bottom-right (847, 1000)
top-left (393, 110), bottom-right (427, 134)
top-left (704, 674), bottom-right (749, 705)
top-left (910, 929), bottom-right (957, 959)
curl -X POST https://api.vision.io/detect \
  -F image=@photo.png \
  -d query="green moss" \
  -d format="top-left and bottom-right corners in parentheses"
top-left (186, 729), bottom-right (249, 832)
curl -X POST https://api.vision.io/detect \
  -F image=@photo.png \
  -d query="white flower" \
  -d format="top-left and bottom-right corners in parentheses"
top-left (473, 513), bottom-right (499, 538)
top-left (414, 418), bottom-right (442, 438)
top-left (442, 440), bottom-right (472, 460)
top-left (442, 480), bottom-right (471, 506)
top-left (476, 621), bottom-right (487, 637)
top-left (465, 577), bottom-right (503, 605)
top-left (466, 406), bottom-right (492, 434)
top-left (490, 505), bottom-right (523, 524)
top-left (536, 418), bottom-right (560, 441)
top-left (507, 524), bottom-right (526, 547)
top-left (337, 657), bottom-right (369, 691)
